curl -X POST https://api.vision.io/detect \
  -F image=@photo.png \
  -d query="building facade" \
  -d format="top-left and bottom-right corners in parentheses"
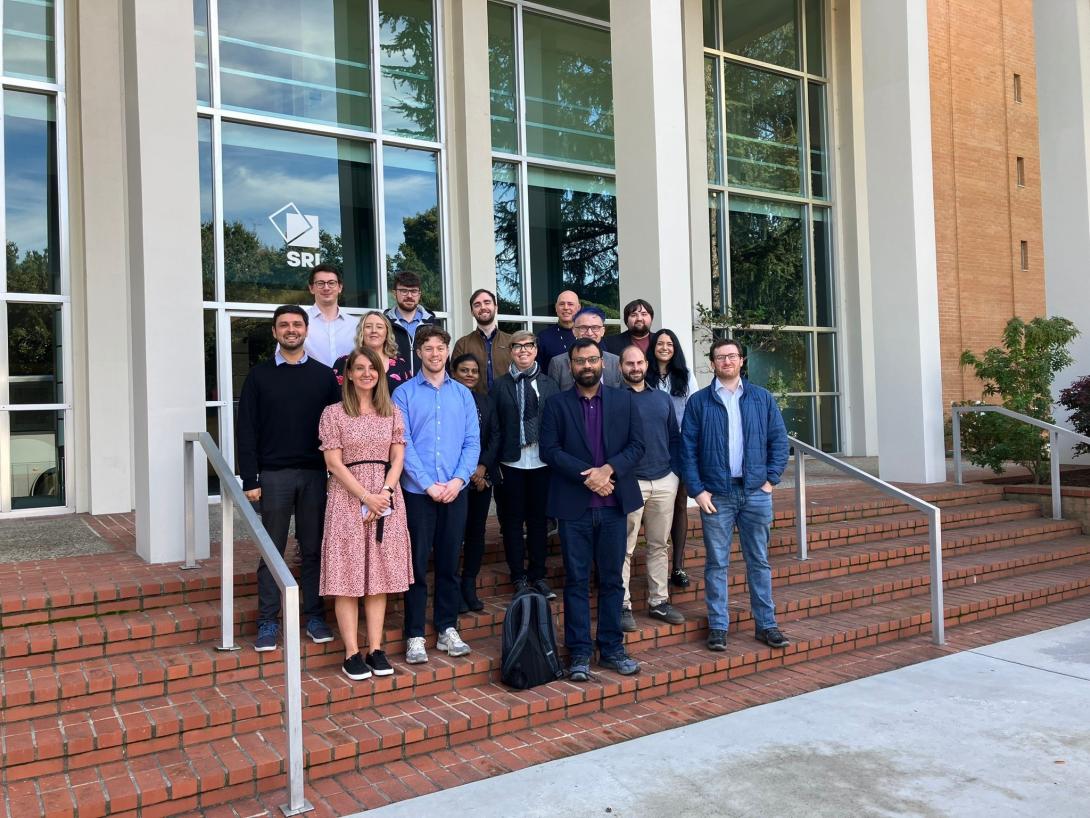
top-left (0, 0), bottom-right (1085, 563)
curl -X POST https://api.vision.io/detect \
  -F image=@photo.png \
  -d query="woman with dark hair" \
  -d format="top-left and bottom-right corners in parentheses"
top-left (646, 328), bottom-right (700, 589)
top-left (450, 353), bottom-right (501, 612)
top-left (332, 311), bottom-right (412, 394)
top-left (319, 346), bottom-right (412, 682)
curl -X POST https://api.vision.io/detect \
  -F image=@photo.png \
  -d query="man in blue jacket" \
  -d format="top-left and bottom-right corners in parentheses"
top-left (540, 338), bottom-right (645, 681)
top-left (680, 338), bottom-right (790, 651)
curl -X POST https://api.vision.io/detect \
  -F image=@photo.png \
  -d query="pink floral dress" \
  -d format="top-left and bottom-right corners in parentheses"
top-left (318, 403), bottom-right (413, 597)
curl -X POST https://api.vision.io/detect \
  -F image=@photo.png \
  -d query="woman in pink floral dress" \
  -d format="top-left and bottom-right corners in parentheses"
top-left (319, 346), bottom-right (412, 681)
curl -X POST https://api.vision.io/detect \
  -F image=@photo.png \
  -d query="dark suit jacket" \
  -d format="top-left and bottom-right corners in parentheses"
top-left (538, 385), bottom-right (646, 519)
top-left (471, 391), bottom-right (501, 483)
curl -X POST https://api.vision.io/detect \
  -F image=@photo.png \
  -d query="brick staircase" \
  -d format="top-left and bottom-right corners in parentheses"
top-left (2, 482), bottom-right (1090, 817)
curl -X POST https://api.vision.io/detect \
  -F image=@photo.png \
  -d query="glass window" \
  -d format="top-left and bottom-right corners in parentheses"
top-left (817, 395), bottom-right (838, 452)
top-left (383, 146), bottom-right (441, 309)
top-left (220, 122), bottom-right (376, 307)
top-left (9, 410), bottom-right (64, 510)
top-left (728, 197), bottom-right (805, 326)
top-left (523, 12), bottom-right (614, 167)
top-left (735, 330), bottom-right (812, 393)
top-left (4, 91), bottom-right (59, 295)
top-left (217, 0), bottom-right (372, 129)
top-left (493, 162), bottom-right (522, 314)
top-left (534, 0), bottom-right (609, 21)
top-left (206, 407), bottom-right (221, 495)
top-left (527, 167), bottom-right (617, 317)
top-left (204, 310), bottom-right (218, 402)
top-left (194, 0), bottom-right (210, 105)
top-left (782, 395), bottom-right (815, 445)
top-left (724, 63), bottom-right (801, 195)
top-left (816, 332), bottom-right (836, 393)
top-left (488, 2), bottom-right (518, 154)
top-left (3, 0), bottom-right (55, 82)
top-left (805, 0), bottom-right (825, 76)
top-left (702, 0), bottom-right (717, 49)
top-left (708, 191), bottom-right (725, 314)
top-left (229, 316), bottom-right (275, 466)
top-left (722, 0), bottom-right (798, 69)
top-left (198, 118), bottom-right (215, 300)
top-left (813, 206), bottom-right (833, 326)
top-left (7, 302), bottom-right (62, 404)
top-left (808, 83), bottom-right (828, 199)
top-left (378, 0), bottom-right (437, 140)
top-left (705, 57), bottom-right (721, 185)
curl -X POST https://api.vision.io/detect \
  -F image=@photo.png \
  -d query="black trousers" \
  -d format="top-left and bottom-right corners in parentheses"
top-left (498, 465), bottom-right (550, 582)
top-left (404, 490), bottom-right (469, 637)
top-left (462, 483), bottom-right (493, 592)
top-left (256, 467), bottom-right (326, 624)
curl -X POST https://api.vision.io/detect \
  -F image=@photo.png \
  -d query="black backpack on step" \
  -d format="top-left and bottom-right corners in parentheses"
top-left (500, 590), bottom-right (564, 690)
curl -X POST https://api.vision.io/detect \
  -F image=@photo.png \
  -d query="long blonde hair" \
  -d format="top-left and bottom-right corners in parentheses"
top-left (341, 347), bottom-right (394, 418)
top-left (354, 310), bottom-right (400, 360)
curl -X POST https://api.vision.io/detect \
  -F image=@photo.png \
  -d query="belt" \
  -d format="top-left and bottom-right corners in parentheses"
top-left (730, 477), bottom-right (745, 486)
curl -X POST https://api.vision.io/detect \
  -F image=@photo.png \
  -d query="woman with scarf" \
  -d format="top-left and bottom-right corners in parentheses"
top-left (491, 330), bottom-right (560, 599)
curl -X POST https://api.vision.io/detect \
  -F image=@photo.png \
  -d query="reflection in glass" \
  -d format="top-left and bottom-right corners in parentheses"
top-left (3, 0), bottom-right (55, 81)
top-left (379, 0), bottom-right (437, 139)
top-left (4, 91), bottom-right (60, 295)
top-left (817, 395), bottom-right (838, 452)
top-left (781, 395), bottom-right (814, 446)
top-left (220, 122), bottom-right (376, 307)
top-left (806, 0), bottom-right (825, 76)
top-left (218, 0), bottom-right (371, 129)
top-left (230, 317), bottom-right (275, 469)
top-left (808, 83), bottom-right (828, 199)
top-left (498, 320), bottom-right (526, 335)
top-left (813, 206), bottom-right (834, 326)
top-left (533, 0), bottom-right (609, 20)
top-left (204, 310), bottom-right (218, 402)
top-left (722, 0), bottom-right (798, 69)
top-left (383, 147), bottom-right (442, 309)
top-left (527, 167), bottom-right (617, 317)
top-left (194, 0), bottom-right (210, 104)
top-left (10, 410), bottom-right (65, 509)
top-left (523, 12), bottom-right (614, 167)
top-left (7, 303), bottom-right (62, 404)
top-left (493, 162), bottom-right (523, 315)
top-left (708, 192), bottom-right (725, 314)
top-left (816, 332), bottom-right (836, 393)
top-left (705, 57), bottom-right (721, 184)
top-left (703, 0), bottom-right (717, 49)
top-left (735, 330), bottom-right (812, 394)
top-left (206, 406), bottom-right (221, 495)
top-left (728, 197), bottom-right (805, 326)
top-left (488, 2), bottom-right (518, 153)
top-left (198, 118), bottom-right (215, 300)
top-left (724, 63), bottom-right (801, 194)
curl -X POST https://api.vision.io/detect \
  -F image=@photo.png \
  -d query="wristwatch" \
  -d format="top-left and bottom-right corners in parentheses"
top-left (382, 485), bottom-right (395, 495)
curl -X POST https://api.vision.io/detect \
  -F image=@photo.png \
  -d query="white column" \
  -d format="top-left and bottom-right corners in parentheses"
top-left (121, 0), bottom-right (208, 561)
top-left (611, 0), bottom-right (695, 365)
top-left (1035, 0), bottom-right (1090, 462)
top-left (859, 1), bottom-right (946, 483)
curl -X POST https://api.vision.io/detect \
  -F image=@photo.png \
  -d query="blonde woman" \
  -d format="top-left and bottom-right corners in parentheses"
top-left (319, 346), bottom-right (413, 680)
top-left (332, 311), bottom-right (412, 393)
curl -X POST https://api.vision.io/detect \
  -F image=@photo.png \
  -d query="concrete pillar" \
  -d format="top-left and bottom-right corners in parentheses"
top-left (611, 0), bottom-right (695, 368)
top-left (120, 0), bottom-right (208, 561)
top-left (1034, 0), bottom-right (1090, 461)
top-left (859, 0), bottom-right (946, 483)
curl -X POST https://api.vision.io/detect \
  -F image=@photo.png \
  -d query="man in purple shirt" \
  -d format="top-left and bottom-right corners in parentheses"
top-left (539, 338), bottom-right (646, 681)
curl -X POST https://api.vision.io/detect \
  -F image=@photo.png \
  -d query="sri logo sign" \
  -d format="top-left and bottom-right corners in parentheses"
top-left (269, 202), bottom-right (322, 267)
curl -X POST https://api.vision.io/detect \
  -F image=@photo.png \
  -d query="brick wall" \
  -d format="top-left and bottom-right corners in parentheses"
top-left (928, 0), bottom-right (1046, 409)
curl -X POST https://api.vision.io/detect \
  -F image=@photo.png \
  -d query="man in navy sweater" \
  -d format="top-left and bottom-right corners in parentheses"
top-left (237, 305), bottom-right (342, 652)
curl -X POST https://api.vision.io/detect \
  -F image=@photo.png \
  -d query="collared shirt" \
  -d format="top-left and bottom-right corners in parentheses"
top-left (476, 326), bottom-right (500, 390)
top-left (501, 377), bottom-right (545, 470)
top-left (389, 306), bottom-right (429, 343)
top-left (392, 370), bottom-right (481, 495)
top-left (274, 349), bottom-right (310, 366)
top-left (303, 304), bottom-right (357, 367)
top-left (715, 378), bottom-right (745, 478)
top-left (579, 386), bottom-right (617, 508)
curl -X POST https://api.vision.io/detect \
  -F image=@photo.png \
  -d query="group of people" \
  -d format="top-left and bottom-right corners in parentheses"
top-left (237, 264), bottom-right (791, 685)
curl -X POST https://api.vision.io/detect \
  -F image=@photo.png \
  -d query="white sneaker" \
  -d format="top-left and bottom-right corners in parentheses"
top-left (436, 627), bottom-right (471, 657)
top-left (405, 636), bottom-right (428, 664)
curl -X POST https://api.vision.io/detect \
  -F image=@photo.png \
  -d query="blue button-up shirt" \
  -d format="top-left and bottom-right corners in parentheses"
top-left (714, 379), bottom-right (744, 478)
top-left (389, 306), bottom-right (429, 344)
top-left (392, 370), bottom-right (481, 495)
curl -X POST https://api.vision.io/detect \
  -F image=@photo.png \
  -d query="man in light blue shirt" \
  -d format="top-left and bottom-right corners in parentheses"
top-left (715, 377), bottom-right (745, 478)
top-left (392, 325), bottom-right (480, 665)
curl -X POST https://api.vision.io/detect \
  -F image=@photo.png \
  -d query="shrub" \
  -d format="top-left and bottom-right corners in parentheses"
top-left (1058, 375), bottom-right (1090, 457)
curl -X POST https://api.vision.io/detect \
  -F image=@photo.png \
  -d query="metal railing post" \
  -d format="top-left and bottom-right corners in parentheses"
top-left (218, 491), bottom-right (239, 652)
top-left (281, 585), bottom-right (308, 816)
top-left (1050, 429), bottom-right (1062, 521)
top-left (183, 437), bottom-right (198, 569)
top-left (795, 447), bottom-right (807, 561)
top-left (928, 508), bottom-right (945, 645)
top-left (951, 408), bottom-right (963, 485)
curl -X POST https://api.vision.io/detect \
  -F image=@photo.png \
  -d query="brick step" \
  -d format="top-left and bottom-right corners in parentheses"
top-left (21, 558), bottom-right (1090, 818)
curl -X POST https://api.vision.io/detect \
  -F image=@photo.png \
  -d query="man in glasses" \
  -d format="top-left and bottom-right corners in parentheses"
top-left (547, 306), bottom-right (622, 389)
top-left (303, 263), bottom-right (357, 367)
top-left (384, 270), bottom-right (439, 375)
top-left (680, 338), bottom-right (790, 652)
top-left (540, 337), bottom-right (645, 681)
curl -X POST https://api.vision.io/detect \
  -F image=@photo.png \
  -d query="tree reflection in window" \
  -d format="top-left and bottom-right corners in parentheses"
top-left (493, 162), bottom-right (522, 315)
top-left (727, 197), bottom-right (805, 327)
top-left (379, 0), bottom-right (436, 140)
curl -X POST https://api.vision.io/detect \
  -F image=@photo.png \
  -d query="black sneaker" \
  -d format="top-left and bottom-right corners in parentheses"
top-left (648, 602), bottom-right (685, 625)
top-left (462, 585), bottom-right (485, 612)
top-left (620, 608), bottom-right (638, 633)
top-left (598, 651), bottom-right (640, 676)
top-left (365, 649), bottom-right (395, 677)
top-left (533, 578), bottom-right (557, 600)
top-left (670, 568), bottom-right (690, 589)
top-left (568, 655), bottom-right (592, 682)
top-left (706, 628), bottom-right (727, 651)
top-left (755, 627), bottom-right (790, 649)
top-left (513, 577), bottom-right (531, 597)
top-left (342, 652), bottom-right (372, 681)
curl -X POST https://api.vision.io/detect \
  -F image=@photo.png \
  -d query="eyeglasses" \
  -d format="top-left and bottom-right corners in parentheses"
top-left (573, 325), bottom-right (605, 336)
top-left (713, 353), bottom-right (742, 362)
top-left (572, 356), bottom-right (602, 366)
top-left (395, 287), bottom-right (421, 295)
top-left (312, 280), bottom-right (340, 288)
top-left (511, 342), bottom-right (537, 351)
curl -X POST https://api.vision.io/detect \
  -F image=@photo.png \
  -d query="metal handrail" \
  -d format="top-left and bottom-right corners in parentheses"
top-left (789, 437), bottom-right (945, 645)
top-left (951, 405), bottom-right (1090, 522)
top-left (183, 432), bottom-right (313, 817)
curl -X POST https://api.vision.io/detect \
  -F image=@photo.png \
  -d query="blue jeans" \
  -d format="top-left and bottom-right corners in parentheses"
top-left (700, 484), bottom-right (777, 632)
top-left (558, 506), bottom-right (627, 658)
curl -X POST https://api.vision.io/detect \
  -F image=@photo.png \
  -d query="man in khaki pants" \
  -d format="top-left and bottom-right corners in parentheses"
top-left (618, 346), bottom-right (686, 631)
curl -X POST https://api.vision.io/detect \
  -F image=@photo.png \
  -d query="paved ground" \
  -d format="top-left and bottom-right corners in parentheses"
top-left (359, 619), bottom-right (1090, 818)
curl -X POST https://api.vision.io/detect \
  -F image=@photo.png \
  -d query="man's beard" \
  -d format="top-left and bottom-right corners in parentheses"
top-left (576, 369), bottom-right (602, 387)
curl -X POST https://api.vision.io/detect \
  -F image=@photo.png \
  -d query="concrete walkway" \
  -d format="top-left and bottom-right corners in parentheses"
top-left (359, 620), bottom-right (1090, 818)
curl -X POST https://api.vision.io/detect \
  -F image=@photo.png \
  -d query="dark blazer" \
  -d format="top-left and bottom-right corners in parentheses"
top-left (472, 391), bottom-right (501, 482)
top-left (491, 369), bottom-right (561, 464)
top-left (602, 330), bottom-right (650, 357)
top-left (539, 385), bottom-right (646, 519)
